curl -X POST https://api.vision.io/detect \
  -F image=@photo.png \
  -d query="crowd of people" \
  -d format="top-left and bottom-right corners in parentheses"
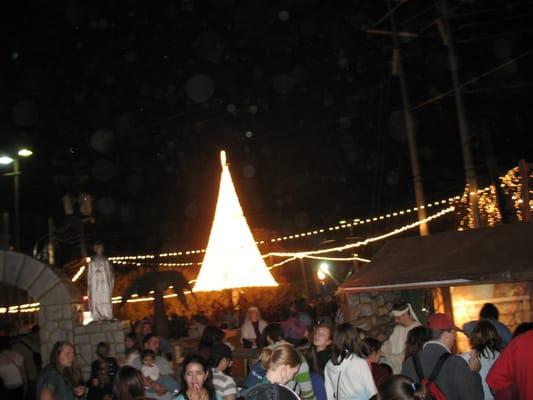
top-left (1, 300), bottom-right (533, 399)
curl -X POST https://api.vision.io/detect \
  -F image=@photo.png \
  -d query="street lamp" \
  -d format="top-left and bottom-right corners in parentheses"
top-left (1, 147), bottom-right (33, 251)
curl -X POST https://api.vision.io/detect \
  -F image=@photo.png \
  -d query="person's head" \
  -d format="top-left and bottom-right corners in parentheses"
top-left (392, 302), bottom-right (415, 327)
top-left (426, 313), bottom-right (459, 350)
top-left (132, 321), bottom-right (143, 336)
top-left (313, 324), bottom-right (333, 351)
top-left (261, 323), bottom-right (286, 345)
top-left (261, 343), bottom-right (301, 385)
top-left (142, 335), bottom-right (160, 354)
top-left (96, 342), bottom-right (110, 358)
top-left (180, 354), bottom-right (215, 394)
top-left (247, 307), bottom-right (260, 323)
top-left (199, 325), bottom-right (225, 348)
top-left (513, 322), bottom-right (533, 338)
top-left (355, 327), bottom-right (368, 341)
top-left (209, 342), bottom-right (233, 372)
top-left (479, 303), bottom-right (499, 320)
top-left (141, 321), bottom-right (152, 336)
top-left (141, 349), bottom-right (156, 367)
top-left (113, 366), bottom-right (146, 400)
top-left (470, 320), bottom-right (503, 357)
top-left (93, 241), bottom-right (104, 255)
top-left (125, 332), bottom-right (139, 351)
top-left (359, 337), bottom-right (383, 363)
top-left (331, 323), bottom-right (360, 364)
top-left (404, 326), bottom-right (431, 360)
top-left (377, 374), bottom-right (428, 400)
top-left (50, 341), bottom-right (76, 370)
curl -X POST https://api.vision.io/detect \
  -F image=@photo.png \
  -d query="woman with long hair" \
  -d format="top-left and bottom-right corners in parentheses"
top-left (176, 354), bottom-right (220, 400)
top-left (37, 341), bottom-right (85, 400)
top-left (377, 375), bottom-right (429, 400)
top-left (241, 343), bottom-right (301, 400)
top-left (198, 325), bottom-right (225, 361)
top-left (404, 326), bottom-right (431, 361)
top-left (461, 320), bottom-right (503, 400)
top-left (324, 322), bottom-right (377, 400)
top-left (244, 323), bottom-right (315, 399)
top-left (260, 343), bottom-right (301, 386)
top-left (303, 324), bottom-right (333, 400)
top-left (112, 366), bottom-right (150, 400)
top-left (124, 332), bottom-right (141, 365)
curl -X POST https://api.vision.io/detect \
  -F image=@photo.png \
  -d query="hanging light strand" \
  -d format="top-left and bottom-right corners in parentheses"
top-left (107, 190), bottom-right (484, 262)
top-left (266, 206), bottom-right (455, 258)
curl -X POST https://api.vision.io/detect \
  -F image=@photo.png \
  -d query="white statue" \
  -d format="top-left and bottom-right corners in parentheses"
top-left (87, 242), bottom-right (114, 321)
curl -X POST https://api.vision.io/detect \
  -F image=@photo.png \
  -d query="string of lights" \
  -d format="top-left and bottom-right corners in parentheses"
top-left (106, 191), bottom-right (480, 262)
top-left (303, 255), bottom-right (372, 263)
top-left (266, 206), bottom-right (456, 258)
top-left (1, 206), bottom-right (454, 311)
top-left (69, 186), bottom-right (491, 285)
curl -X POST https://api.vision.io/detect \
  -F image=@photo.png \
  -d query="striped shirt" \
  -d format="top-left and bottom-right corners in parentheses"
top-left (212, 368), bottom-right (237, 398)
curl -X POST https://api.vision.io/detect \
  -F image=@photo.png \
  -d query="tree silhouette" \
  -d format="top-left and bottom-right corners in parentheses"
top-left (121, 269), bottom-right (194, 337)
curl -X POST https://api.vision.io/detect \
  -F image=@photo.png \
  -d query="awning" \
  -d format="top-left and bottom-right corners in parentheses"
top-left (340, 222), bottom-right (533, 293)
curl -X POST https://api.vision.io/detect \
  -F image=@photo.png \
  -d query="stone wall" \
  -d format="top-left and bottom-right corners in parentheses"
top-left (344, 291), bottom-right (403, 341)
top-left (74, 320), bottom-right (126, 379)
top-left (39, 302), bottom-right (83, 365)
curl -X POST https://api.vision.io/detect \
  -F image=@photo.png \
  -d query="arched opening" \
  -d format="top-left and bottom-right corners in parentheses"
top-left (0, 250), bottom-right (82, 364)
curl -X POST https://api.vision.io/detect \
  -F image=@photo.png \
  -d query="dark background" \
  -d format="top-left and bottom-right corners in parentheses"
top-left (1, 0), bottom-right (532, 261)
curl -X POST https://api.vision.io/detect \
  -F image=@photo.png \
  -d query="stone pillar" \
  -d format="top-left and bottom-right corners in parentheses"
top-left (73, 321), bottom-right (125, 379)
top-left (39, 302), bottom-right (83, 366)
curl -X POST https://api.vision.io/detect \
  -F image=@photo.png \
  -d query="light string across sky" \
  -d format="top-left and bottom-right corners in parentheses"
top-left (8, 202), bottom-right (459, 312)
top-left (107, 188), bottom-right (489, 264)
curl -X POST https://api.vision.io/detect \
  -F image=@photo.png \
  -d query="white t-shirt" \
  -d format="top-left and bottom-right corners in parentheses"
top-left (0, 350), bottom-right (24, 388)
top-left (461, 350), bottom-right (500, 400)
top-left (141, 363), bottom-right (160, 381)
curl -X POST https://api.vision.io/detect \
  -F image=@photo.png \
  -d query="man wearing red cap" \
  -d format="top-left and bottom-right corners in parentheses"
top-left (401, 313), bottom-right (484, 400)
top-left (486, 329), bottom-right (533, 400)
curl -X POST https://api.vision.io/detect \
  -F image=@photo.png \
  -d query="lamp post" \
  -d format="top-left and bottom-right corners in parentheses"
top-left (0, 148), bottom-right (33, 251)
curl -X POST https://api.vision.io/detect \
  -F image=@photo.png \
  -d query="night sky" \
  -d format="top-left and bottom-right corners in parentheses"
top-left (1, 0), bottom-right (532, 261)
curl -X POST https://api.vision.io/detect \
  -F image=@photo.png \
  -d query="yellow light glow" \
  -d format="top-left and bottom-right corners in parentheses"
top-left (72, 266), bottom-right (86, 282)
top-left (194, 151), bottom-right (278, 292)
top-left (18, 148), bottom-right (33, 157)
top-left (317, 270), bottom-right (326, 281)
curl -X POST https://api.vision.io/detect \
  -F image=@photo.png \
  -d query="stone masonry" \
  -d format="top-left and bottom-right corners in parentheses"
top-left (74, 320), bottom-right (125, 379)
top-left (344, 290), bottom-right (402, 341)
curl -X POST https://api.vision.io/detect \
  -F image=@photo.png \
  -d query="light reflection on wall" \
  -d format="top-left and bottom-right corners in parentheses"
top-left (450, 283), bottom-right (531, 352)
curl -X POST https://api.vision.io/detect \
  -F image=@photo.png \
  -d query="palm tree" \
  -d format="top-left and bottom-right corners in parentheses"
top-left (121, 269), bottom-right (194, 337)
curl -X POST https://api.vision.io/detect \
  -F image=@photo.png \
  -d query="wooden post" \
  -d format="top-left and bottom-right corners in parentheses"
top-left (386, 0), bottom-right (429, 236)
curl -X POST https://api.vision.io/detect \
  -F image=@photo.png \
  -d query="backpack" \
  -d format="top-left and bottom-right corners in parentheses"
top-left (413, 352), bottom-right (451, 400)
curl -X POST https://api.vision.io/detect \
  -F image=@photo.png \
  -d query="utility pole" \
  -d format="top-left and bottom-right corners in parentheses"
top-left (387, 0), bottom-right (429, 236)
top-left (13, 159), bottom-right (21, 250)
top-left (439, 0), bottom-right (481, 228)
top-left (48, 217), bottom-right (56, 266)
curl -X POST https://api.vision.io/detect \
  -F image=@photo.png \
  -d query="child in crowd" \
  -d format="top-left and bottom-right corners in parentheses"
top-left (140, 349), bottom-right (160, 383)
top-left (359, 338), bottom-right (391, 386)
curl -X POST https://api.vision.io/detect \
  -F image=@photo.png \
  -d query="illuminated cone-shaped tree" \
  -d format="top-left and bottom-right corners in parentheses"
top-left (194, 151), bottom-right (278, 291)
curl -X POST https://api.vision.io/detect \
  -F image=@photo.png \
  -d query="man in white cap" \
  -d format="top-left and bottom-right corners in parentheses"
top-left (382, 301), bottom-right (421, 373)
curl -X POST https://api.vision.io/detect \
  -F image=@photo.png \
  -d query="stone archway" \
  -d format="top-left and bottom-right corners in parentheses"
top-left (0, 250), bottom-right (82, 365)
